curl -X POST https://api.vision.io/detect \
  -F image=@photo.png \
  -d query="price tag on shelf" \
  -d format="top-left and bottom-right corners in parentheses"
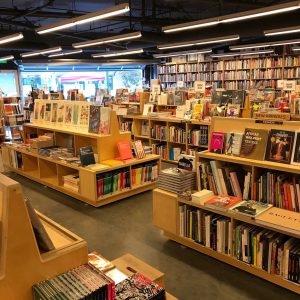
top-left (194, 81), bottom-right (206, 93)
top-left (177, 81), bottom-right (184, 88)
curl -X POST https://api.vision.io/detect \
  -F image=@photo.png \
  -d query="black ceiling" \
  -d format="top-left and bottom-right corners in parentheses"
top-left (0, 0), bottom-right (299, 63)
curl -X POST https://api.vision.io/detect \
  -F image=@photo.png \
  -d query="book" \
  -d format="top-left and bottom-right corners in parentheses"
top-left (56, 102), bottom-right (65, 124)
top-left (191, 189), bottom-right (214, 205)
top-left (291, 131), bottom-right (300, 165)
top-left (224, 132), bottom-right (244, 156)
top-left (99, 107), bottom-right (111, 134)
top-left (50, 102), bottom-right (57, 123)
top-left (79, 103), bottom-right (90, 128)
top-left (209, 131), bottom-right (225, 154)
top-left (117, 140), bottom-right (133, 160)
top-left (226, 104), bottom-right (240, 117)
top-left (89, 105), bottom-right (101, 134)
top-left (133, 140), bottom-right (146, 159)
top-left (192, 103), bottom-right (204, 120)
top-left (79, 145), bottom-right (96, 166)
top-left (143, 104), bottom-right (154, 116)
top-left (39, 102), bottom-right (46, 121)
top-left (265, 129), bottom-right (295, 164)
top-left (64, 103), bottom-right (73, 126)
top-left (105, 267), bottom-right (128, 285)
top-left (240, 128), bottom-right (269, 160)
top-left (101, 159), bottom-right (125, 167)
top-left (44, 102), bottom-right (51, 122)
top-left (72, 103), bottom-right (80, 126)
top-left (230, 200), bottom-right (273, 217)
top-left (204, 194), bottom-right (242, 211)
top-left (88, 251), bottom-right (114, 272)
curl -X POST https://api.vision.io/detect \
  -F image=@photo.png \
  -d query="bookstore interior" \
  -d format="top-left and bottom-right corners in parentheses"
top-left (3, 0), bottom-right (300, 299)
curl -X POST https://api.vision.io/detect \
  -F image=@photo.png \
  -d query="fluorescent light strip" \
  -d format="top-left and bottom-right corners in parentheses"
top-left (230, 42), bottom-right (271, 50)
top-left (21, 46), bottom-right (62, 58)
top-left (292, 47), bottom-right (300, 51)
top-left (270, 38), bottom-right (300, 46)
top-left (158, 35), bottom-right (239, 50)
top-left (211, 49), bottom-right (274, 58)
top-left (92, 48), bottom-right (143, 58)
top-left (36, 3), bottom-right (129, 34)
top-left (153, 49), bottom-right (212, 58)
top-left (48, 50), bottom-right (83, 57)
top-left (73, 31), bottom-right (141, 48)
top-left (265, 25), bottom-right (300, 36)
top-left (0, 32), bottom-right (23, 45)
top-left (0, 55), bottom-right (14, 61)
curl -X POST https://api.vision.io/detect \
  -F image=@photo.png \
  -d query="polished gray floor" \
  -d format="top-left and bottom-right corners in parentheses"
top-left (7, 172), bottom-right (299, 300)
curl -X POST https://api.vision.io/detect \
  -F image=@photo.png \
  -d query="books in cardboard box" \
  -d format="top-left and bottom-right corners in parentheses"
top-left (230, 200), bottom-right (272, 217)
top-left (265, 129), bottom-right (295, 164)
top-left (240, 128), bottom-right (269, 160)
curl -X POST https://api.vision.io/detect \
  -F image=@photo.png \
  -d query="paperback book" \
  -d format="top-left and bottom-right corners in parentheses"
top-left (230, 200), bottom-right (273, 217)
top-left (204, 194), bottom-right (242, 211)
top-left (291, 131), bottom-right (300, 165)
top-left (44, 102), bottom-right (51, 122)
top-left (50, 102), bottom-right (57, 123)
top-left (64, 103), bottom-right (73, 126)
top-left (226, 104), bottom-right (240, 117)
top-left (79, 145), bottom-right (95, 166)
top-left (209, 131), bottom-right (225, 154)
top-left (89, 105), bottom-right (101, 134)
top-left (224, 132), bottom-right (244, 156)
top-left (99, 107), bottom-right (111, 134)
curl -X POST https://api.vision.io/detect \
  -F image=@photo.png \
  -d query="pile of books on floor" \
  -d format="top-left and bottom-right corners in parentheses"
top-left (158, 168), bottom-right (195, 194)
top-left (63, 174), bottom-right (80, 192)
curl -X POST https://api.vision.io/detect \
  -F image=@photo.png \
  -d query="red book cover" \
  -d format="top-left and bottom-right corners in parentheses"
top-left (117, 140), bottom-right (133, 160)
top-left (286, 183), bottom-right (292, 211)
top-left (293, 177), bottom-right (299, 212)
top-left (209, 131), bottom-right (225, 154)
top-left (204, 194), bottom-right (242, 211)
top-left (97, 178), bottom-right (103, 197)
top-left (283, 183), bottom-right (288, 210)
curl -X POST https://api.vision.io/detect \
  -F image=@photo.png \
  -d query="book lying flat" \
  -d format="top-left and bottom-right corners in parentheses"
top-left (230, 200), bottom-right (272, 217)
top-left (204, 194), bottom-right (242, 211)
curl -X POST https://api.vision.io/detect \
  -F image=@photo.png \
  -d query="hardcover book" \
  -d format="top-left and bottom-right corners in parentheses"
top-left (88, 251), bottom-right (114, 272)
top-left (224, 132), bottom-right (244, 156)
top-left (204, 194), bottom-right (242, 211)
top-left (79, 103), bottom-right (90, 128)
top-left (72, 103), bottom-right (79, 126)
top-left (44, 102), bottom-right (51, 122)
top-left (50, 102), bottom-right (57, 123)
top-left (209, 131), bottom-right (225, 154)
top-left (88, 105), bottom-right (101, 134)
top-left (230, 200), bottom-right (272, 217)
top-left (79, 145), bottom-right (95, 166)
top-left (56, 103), bottom-right (65, 124)
top-left (291, 131), bottom-right (300, 165)
top-left (133, 140), bottom-right (146, 159)
top-left (117, 140), bottom-right (133, 160)
top-left (226, 104), bottom-right (240, 117)
top-left (99, 107), bottom-right (111, 134)
top-left (64, 103), bottom-right (73, 126)
top-left (192, 103), bottom-right (204, 120)
top-left (240, 128), bottom-right (269, 160)
top-left (265, 129), bottom-right (295, 164)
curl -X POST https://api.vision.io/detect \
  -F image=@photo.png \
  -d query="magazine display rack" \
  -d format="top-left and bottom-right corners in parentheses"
top-left (2, 111), bottom-right (160, 207)
top-left (0, 173), bottom-right (88, 299)
top-left (153, 117), bottom-right (300, 294)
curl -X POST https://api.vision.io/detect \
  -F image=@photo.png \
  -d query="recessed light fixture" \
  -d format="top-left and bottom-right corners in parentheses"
top-left (162, 2), bottom-right (300, 33)
top-left (264, 25), bottom-right (300, 36)
top-left (0, 55), bottom-right (14, 61)
top-left (73, 31), bottom-right (141, 48)
top-left (211, 49), bottom-right (274, 58)
top-left (153, 49), bottom-right (212, 58)
top-left (157, 35), bottom-right (239, 50)
top-left (92, 48), bottom-right (143, 58)
top-left (21, 46), bottom-right (62, 58)
top-left (48, 50), bottom-right (83, 58)
top-left (0, 33), bottom-right (23, 45)
top-left (36, 3), bottom-right (130, 34)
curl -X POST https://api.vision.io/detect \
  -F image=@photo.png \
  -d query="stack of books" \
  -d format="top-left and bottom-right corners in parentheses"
top-left (63, 174), bottom-right (80, 192)
top-left (32, 264), bottom-right (115, 299)
top-left (158, 168), bottom-right (195, 194)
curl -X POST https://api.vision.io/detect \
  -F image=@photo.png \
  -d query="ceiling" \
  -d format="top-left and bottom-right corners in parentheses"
top-left (0, 0), bottom-right (299, 64)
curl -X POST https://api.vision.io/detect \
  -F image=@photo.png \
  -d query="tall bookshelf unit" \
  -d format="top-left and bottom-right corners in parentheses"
top-left (2, 112), bottom-right (160, 207)
top-left (153, 117), bottom-right (300, 294)
top-left (157, 54), bottom-right (300, 89)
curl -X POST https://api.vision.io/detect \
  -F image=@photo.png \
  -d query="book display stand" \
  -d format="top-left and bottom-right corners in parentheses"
top-left (2, 111), bottom-right (160, 207)
top-left (153, 117), bottom-right (300, 294)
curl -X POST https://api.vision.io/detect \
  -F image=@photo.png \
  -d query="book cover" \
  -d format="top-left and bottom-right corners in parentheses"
top-left (50, 102), bottom-right (57, 123)
top-left (143, 104), bottom-right (154, 116)
top-left (265, 129), bottom-right (295, 164)
top-left (89, 105), bottom-right (101, 134)
top-left (192, 103), bottom-right (204, 120)
top-left (240, 128), bottom-right (269, 160)
top-left (44, 102), bottom-right (52, 122)
top-left (205, 194), bottom-right (241, 211)
top-left (79, 145), bottom-right (95, 166)
top-left (117, 140), bottom-right (133, 160)
top-left (100, 107), bottom-right (111, 134)
top-left (226, 104), bottom-right (240, 117)
top-left (79, 103), bottom-right (90, 128)
top-left (39, 102), bottom-right (46, 121)
top-left (291, 131), bottom-right (300, 165)
top-left (56, 103), bottom-right (65, 124)
top-left (72, 103), bottom-right (79, 126)
top-left (88, 251), bottom-right (114, 272)
top-left (209, 131), bottom-right (225, 154)
top-left (133, 140), bottom-right (146, 159)
top-left (230, 200), bottom-right (272, 217)
top-left (34, 100), bottom-right (40, 122)
top-left (64, 103), bottom-right (73, 126)
top-left (224, 132), bottom-right (244, 156)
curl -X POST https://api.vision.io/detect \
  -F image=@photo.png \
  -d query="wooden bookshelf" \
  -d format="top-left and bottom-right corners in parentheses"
top-left (153, 188), bottom-right (300, 294)
top-left (2, 111), bottom-right (160, 207)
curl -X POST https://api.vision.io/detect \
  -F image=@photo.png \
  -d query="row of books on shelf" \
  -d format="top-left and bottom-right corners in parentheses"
top-left (169, 126), bottom-right (186, 144)
top-left (152, 144), bottom-right (167, 159)
top-left (187, 127), bottom-right (208, 146)
top-left (63, 174), bottom-right (80, 192)
top-left (119, 120), bottom-right (133, 133)
top-left (210, 128), bottom-right (300, 166)
top-left (151, 125), bottom-right (167, 141)
top-left (224, 81), bottom-right (250, 90)
top-left (4, 114), bottom-right (24, 126)
top-left (251, 69), bottom-right (282, 80)
top-left (4, 103), bottom-right (22, 115)
top-left (179, 203), bottom-right (300, 284)
top-left (224, 71), bottom-right (250, 80)
top-left (283, 68), bottom-right (300, 78)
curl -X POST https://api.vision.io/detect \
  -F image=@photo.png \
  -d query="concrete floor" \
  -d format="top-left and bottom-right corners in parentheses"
top-left (6, 172), bottom-right (300, 300)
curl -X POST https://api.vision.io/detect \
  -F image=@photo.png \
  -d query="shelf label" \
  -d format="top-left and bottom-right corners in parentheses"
top-left (255, 119), bottom-right (283, 125)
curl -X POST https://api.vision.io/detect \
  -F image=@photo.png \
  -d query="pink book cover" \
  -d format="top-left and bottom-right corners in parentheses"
top-left (209, 131), bottom-right (225, 154)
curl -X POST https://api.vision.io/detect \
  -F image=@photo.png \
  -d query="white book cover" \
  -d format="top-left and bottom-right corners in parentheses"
top-left (38, 100), bottom-right (46, 124)
top-left (64, 102), bottom-right (73, 127)
top-left (56, 101), bottom-right (66, 126)
top-left (78, 102), bottom-right (90, 131)
top-left (44, 101), bottom-right (52, 124)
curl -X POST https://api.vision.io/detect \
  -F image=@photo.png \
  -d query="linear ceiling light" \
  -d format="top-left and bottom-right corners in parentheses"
top-left (21, 46), bottom-right (62, 58)
top-left (48, 50), bottom-right (83, 57)
top-left (264, 25), bottom-right (300, 36)
top-left (0, 55), bottom-right (14, 61)
top-left (0, 32), bottom-right (23, 45)
top-left (36, 3), bottom-right (130, 34)
top-left (153, 49), bottom-right (212, 58)
top-left (92, 48), bottom-right (143, 58)
top-left (270, 38), bottom-right (300, 46)
top-left (230, 42), bottom-right (271, 50)
top-left (211, 49), bottom-right (274, 58)
top-left (292, 47), bottom-right (300, 51)
top-left (73, 31), bottom-right (141, 49)
top-left (158, 35), bottom-right (239, 50)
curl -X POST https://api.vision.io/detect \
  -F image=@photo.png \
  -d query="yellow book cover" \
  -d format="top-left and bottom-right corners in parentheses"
top-left (192, 103), bottom-right (204, 120)
top-left (101, 159), bottom-right (124, 167)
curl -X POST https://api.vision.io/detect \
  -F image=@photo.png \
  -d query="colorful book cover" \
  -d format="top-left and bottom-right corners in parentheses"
top-left (99, 107), bottom-right (111, 134)
top-left (224, 132), bottom-right (244, 156)
top-left (64, 103), bottom-right (73, 126)
top-left (39, 102), bottom-right (45, 121)
top-left (230, 200), bottom-right (272, 217)
top-left (50, 102), bottom-right (57, 123)
top-left (226, 104), bottom-right (240, 117)
top-left (56, 103), bottom-right (65, 124)
top-left (44, 102), bottom-right (51, 122)
top-left (88, 105), bottom-right (101, 134)
top-left (192, 103), bottom-right (204, 120)
top-left (79, 103), bottom-right (90, 127)
top-left (209, 131), bottom-right (225, 154)
top-left (204, 194), bottom-right (242, 211)
top-left (34, 100), bottom-right (40, 122)
top-left (265, 129), bottom-right (295, 164)
top-left (291, 131), bottom-right (300, 165)
top-left (117, 140), bottom-right (133, 160)
top-left (72, 103), bottom-right (79, 126)
top-left (240, 128), bottom-right (269, 160)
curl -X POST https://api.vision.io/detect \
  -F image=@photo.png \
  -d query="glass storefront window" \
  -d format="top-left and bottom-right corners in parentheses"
top-left (0, 70), bottom-right (20, 97)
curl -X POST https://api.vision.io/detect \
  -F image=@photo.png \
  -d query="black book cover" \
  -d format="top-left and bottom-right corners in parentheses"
top-left (79, 145), bottom-right (95, 166)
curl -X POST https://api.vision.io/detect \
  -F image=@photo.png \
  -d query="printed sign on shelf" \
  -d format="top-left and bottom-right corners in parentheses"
top-left (284, 80), bottom-right (296, 91)
top-left (194, 81), bottom-right (206, 93)
top-left (151, 84), bottom-right (161, 95)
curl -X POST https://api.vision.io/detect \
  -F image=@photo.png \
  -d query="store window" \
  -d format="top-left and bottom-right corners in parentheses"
top-left (0, 70), bottom-right (20, 97)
